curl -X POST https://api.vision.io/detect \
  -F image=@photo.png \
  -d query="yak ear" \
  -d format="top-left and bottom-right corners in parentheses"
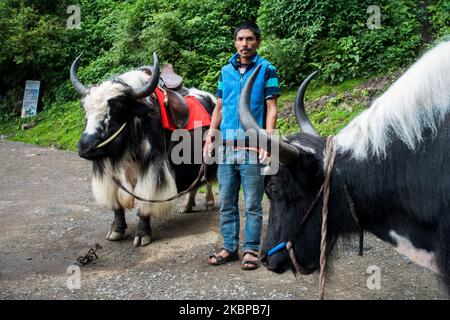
top-left (290, 141), bottom-right (318, 156)
top-left (107, 95), bottom-right (148, 118)
top-left (125, 98), bottom-right (149, 118)
top-left (290, 136), bottom-right (327, 174)
top-left (131, 102), bottom-right (149, 117)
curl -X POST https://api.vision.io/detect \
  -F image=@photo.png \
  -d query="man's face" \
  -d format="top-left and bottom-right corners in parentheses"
top-left (234, 29), bottom-right (260, 60)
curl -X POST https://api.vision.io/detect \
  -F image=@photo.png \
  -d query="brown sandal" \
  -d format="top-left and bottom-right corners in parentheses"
top-left (208, 248), bottom-right (239, 266)
top-left (241, 250), bottom-right (260, 270)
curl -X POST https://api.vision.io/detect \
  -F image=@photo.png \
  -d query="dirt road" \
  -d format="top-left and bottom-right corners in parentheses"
top-left (0, 140), bottom-right (446, 299)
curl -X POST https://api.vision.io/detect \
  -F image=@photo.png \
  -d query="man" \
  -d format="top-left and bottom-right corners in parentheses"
top-left (203, 21), bottom-right (280, 270)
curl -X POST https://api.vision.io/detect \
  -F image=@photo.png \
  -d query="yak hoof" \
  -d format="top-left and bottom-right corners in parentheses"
top-left (205, 190), bottom-right (214, 212)
top-left (133, 234), bottom-right (152, 247)
top-left (178, 204), bottom-right (194, 213)
top-left (106, 230), bottom-right (125, 241)
top-left (205, 201), bottom-right (214, 212)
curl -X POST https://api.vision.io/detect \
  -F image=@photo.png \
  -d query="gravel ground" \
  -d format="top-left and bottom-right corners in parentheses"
top-left (0, 140), bottom-right (447, 300)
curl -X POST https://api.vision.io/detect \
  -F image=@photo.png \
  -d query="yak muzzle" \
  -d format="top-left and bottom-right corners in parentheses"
top-left (78, 133), bottom-right (105, 160)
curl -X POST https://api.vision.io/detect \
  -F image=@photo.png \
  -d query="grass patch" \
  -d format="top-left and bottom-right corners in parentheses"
top-left (277, 78), bottom-right (372, 137)
top-left (308, 100), bottom-right (366, 136)
top-left (0, 100), bottom-right (84, 151)
top-left (278, 77), bottom-right (367, 106)
top-left (277, 99), bottom-right (367, 137)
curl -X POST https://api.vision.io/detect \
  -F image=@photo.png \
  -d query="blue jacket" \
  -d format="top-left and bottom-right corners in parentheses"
top-left (217, 53), bottom-right (280, 141)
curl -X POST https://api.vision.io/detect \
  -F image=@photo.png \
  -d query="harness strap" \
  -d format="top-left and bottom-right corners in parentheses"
top-left (267, 242), bottom-right (287, 257)
top-left (112, 162), bottom-right (207, 203)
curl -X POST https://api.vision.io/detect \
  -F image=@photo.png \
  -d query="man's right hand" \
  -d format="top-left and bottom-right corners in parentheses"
top-left (203, 135), bottom-right (214, 158)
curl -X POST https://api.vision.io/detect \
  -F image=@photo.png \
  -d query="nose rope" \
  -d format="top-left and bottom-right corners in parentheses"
top-left (318, 136), bottom-right (336, 300)
top-left (95, 122), bottom-right (127, 149)
top-left (286, 241), bottom-right (303, 274)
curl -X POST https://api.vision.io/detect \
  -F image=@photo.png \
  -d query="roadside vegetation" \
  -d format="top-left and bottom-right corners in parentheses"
top-left (0, 0), bottom-right (448, 149)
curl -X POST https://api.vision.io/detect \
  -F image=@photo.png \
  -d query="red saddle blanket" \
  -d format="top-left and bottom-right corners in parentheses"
top-left (154, 87), bottom-right (211, 131)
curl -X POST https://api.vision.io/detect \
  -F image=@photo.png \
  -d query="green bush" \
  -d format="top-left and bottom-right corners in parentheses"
top-left (0, 0), bottom-right (447, 125)
top-left (428, 0), bottom-right (450, 39)
top-left (258, 0), bottom-right (429, 85)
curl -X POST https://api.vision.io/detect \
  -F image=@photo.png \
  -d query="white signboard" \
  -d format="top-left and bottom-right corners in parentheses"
top-left (21, 80), bottom-right (40, 118)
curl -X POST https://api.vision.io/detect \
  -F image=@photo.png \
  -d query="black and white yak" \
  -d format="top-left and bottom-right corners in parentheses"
top-left (238, 41), bottom-right (450, 293)
top-left (70, 53), bottom-right (217, 247)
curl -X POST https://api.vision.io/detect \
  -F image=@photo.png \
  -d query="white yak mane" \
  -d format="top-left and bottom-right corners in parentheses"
top-left (335, 41), bottom-right (450, 160)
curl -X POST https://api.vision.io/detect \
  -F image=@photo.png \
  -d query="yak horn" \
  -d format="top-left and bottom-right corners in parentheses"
top-left (70, 53), bottom-right (88, 96)
top-left (131, 52), bottom-right (160, 99)
top-left (238, 64), bottom-right (300, 164)
top-left (295, 71), bottom-right (319, 136)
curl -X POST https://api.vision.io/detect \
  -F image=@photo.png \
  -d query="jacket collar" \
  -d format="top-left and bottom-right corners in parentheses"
top-left (229, 52), bottom-right (260, 68)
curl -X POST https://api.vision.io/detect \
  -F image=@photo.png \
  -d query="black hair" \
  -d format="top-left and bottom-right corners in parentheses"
top-left (234, 21), bottom-right (261, 41)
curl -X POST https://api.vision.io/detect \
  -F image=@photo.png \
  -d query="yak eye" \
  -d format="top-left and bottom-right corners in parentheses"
top-left (266, 183), bottom-right (281, 199)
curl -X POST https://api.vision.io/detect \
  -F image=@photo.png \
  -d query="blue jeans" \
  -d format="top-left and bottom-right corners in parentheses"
top-left (218, 148), bottom-right (264, 253)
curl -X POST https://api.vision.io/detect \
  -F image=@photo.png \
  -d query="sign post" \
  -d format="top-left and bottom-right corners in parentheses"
top-left (21, 80), bottom-right (40, 118)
